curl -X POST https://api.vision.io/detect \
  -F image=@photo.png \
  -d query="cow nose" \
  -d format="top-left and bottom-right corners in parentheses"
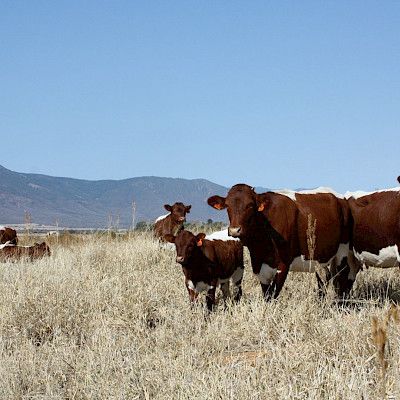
top-left (228, 226), bottom-right (241, 237)
top-left (176, 256), bottom-right (184, 263)
top-left (178, 217), bottom-right (185, 222)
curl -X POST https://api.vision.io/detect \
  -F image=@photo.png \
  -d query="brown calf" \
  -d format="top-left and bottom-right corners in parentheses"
top-left (0, 242), bottom-right (51, 262)
top-left (208, 184), bottom-right (351, 300)
top-left (154, 202), bottom-right (191, 241)
top-left (0, 227), bottom-right (18, 245)
top-left (165, 229), bottom-right (244, 311)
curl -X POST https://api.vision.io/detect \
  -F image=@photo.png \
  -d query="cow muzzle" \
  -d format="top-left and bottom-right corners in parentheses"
top-left (228, 226), bottom-right (241, 237)
top-left (176, 256), bottom-right (185, 263)
top-left (178, 217), bottom-right (186, 222)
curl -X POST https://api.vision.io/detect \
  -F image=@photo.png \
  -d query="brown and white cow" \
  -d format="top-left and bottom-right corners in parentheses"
top-left (0, 242), bottom-right (51, 262)
top-left (339, 181), bottom-right (400, 295)
top-left (154, 202), bottom-right (191, 241)
top-left (165, 229), bottom-right (244, 311)
top-left (0, 227), bottom-right (18, 245)
top-left (208, 184), bottom-right (351, 300)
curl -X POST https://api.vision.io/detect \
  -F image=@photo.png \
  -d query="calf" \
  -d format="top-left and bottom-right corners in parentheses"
top-left (0, 227), bottom-right (18, 245)
top-left (0, 242), bottom-right (51, 262)
top-left (165, 229), bottom-right (244, 310)
top-left (208, 184), bottom-right (351, 300)
top-left (154, 202), bottom-right (191, 241)
top-left (337, 180), bottom-right (400, 295)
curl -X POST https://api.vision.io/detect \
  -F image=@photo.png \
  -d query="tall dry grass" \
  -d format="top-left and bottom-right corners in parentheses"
top-left (0, 233), bottom-right (400, 399)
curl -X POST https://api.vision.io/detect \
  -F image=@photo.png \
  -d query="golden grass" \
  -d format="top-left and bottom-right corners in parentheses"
top-left (0, 233), bottom-right (400, 399)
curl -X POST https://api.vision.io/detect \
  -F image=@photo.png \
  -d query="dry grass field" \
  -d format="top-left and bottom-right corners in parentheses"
top-left (1, 232), bottom-right (400, 399)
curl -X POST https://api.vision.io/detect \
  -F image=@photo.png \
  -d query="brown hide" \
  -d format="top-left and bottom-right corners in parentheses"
top-left (165, 230), bottom-right (244, 310)
top-left (0, 227), bottom-right (18, 245)
top-left (0, 242), bottom-right (51, 262)
top-left (348, 191), bottom-right (400, 255)
top-left (208, 184), bottom-right (350, 300)
top-left (154, 202), bottom-right (191, 240)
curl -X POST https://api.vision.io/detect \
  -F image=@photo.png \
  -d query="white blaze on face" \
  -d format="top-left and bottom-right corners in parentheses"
top-left (187, 280), bottom-right (213, 293)
top-left (354, 245), bottom-right (400, 268)
top-left (205, 229), bottom-right (240, 242)
top-left (257, 263), bottom-right (277, 285)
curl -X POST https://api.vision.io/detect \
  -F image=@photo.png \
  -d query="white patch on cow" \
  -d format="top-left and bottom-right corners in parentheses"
top-left (354, 245), bottom-right (400, 268)
top-left (257, 263), bottom-right (277, 284)
top-left (0, 241), bottom-right (14, 249)
top-left (187, 280), bottom-right (213, 293)
top-left (336, 242), bottom-right (349, 265)
top-left (219, 267), bottom-right (244, 285)
top-left (155, 213), bottom-right (170, 223)
top-left (344, 187), bottom-right (400, 200)
top-left (288, 243), bottom-right (349, 273)
top-left (289, 256), bottom-right (332, 273)
top-left (274, 186), bottom-right (344, 202)
top-left (206, 229), bottom-right (240, 242)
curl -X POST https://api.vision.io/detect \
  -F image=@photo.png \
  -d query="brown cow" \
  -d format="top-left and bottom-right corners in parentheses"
top-left (154, 202), bottom-right (191, 240)
top-left (208, 184), bottom-right (351, 300)
top-left (338, 181), bottom-right (400, 295)
top-left (0, 242), bottom-right (51, 262)
top-left (165, 229), bottom-right (244, 311)
top-left (0, 227), bottom-right (18, 245)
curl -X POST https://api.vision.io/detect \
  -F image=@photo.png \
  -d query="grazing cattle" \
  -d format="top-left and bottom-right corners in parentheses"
top-left (0, 227), bottom-right (18, 245)
top-left (0, 242), bottom-right (51, 262)
top-left (165, 229), bottom-right (244, 310)
top-left (338, 179), bottom-right (400, 295)
top-left (154, 202), bottom-right (191, 241)
top-left (208, 184), bottom-right (351, 300)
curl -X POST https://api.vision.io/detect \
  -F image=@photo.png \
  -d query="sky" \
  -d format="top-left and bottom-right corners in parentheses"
top-left (1, 1), bottom-right (399, 192)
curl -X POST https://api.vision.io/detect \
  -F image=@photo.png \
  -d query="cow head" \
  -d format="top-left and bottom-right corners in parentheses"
top-left (164, 202), bottom-right (191, 224)
top-left (208, 184), bottom-right (266, 238)
top-left (165, 230), bottom-right (205, 265)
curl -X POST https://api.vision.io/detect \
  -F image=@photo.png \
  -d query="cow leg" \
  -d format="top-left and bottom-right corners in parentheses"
top-left (232, 266), bottom-right (244, 302)
top-left (220, 281), bottom-right (230, 302)
top-left (272, 262), bottom-right (290, 299)
top-left (333, 252), bottom-right (360, 298)
top-left (206, 286), bottom-right (216, 311)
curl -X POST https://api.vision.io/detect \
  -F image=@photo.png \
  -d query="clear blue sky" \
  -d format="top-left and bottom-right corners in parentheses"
top-left (1, 1), bottom-right (399, 192)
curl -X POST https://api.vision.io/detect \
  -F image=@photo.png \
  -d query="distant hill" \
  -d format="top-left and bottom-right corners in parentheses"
top-left (0, 165), bottom-right (231, 228)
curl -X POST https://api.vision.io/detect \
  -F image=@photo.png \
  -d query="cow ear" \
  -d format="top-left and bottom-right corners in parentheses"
top-left (164, 204), bottom-right (172, 212)
top-left (256, 194), bottom-right (268, 212)
top-left (207, 196), bottom-right (226, 210)
top-left (185, 205), bottom-right (191, 213)
top-left (164, 234), bottom-right (176, 243)
top-left (196, 233), bottom-right (206, 247)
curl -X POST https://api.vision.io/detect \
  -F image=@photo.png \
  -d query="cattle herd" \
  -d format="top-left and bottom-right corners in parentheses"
top-left (155, 177), bottom-right (400, 310)
top-left (0, 226), bottom-right (50, 262)
top-left (1, 177), bottom-right (399, 311)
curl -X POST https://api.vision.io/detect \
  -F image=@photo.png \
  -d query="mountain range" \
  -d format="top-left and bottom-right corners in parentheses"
top-left (0, 165), bottom-right (255, 228)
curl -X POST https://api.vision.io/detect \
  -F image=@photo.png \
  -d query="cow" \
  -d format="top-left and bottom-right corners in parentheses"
top-left (0, 242), bottom-right (51, 262)
top-left (164, 229), bottom-right (244, 311)
top-left (154, 202), bottom-right (191, 241)
top-left (208, 184), bottom-right (351, 301)
top-left (0, 227), bottom-right (18, 245)
top-left (338, 178), bottom-right (400, 295)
